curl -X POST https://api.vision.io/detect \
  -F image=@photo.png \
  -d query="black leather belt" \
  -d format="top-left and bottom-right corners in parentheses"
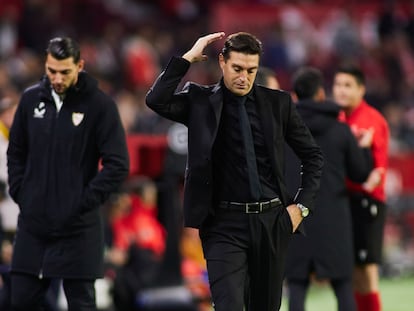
top-left (218, 197), bottom-right (282, 214)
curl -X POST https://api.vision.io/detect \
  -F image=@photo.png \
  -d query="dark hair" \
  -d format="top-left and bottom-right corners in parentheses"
top-left (221, 32), bottom-right (263, 61)
top-left (335, 64), bottom-right (365, 86)
top-left (292, 67), bottom-right (324, 100)
top-left (46, 37), bottom-right (81, 63)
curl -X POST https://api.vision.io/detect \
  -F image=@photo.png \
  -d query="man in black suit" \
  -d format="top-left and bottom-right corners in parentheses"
top-left (146, 32), bottom-right (323, 311)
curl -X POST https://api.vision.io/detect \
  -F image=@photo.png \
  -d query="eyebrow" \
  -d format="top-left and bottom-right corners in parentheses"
top-left (46, 66), bottom-right (72, 74)
top-left (232, 64), bottom-right (258, 72)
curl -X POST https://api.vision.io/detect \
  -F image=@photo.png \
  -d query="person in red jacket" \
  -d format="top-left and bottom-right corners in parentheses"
top-left (333, 65), bottom-right (390, 311)
top-left (108, 178), bottom-right (167, 311)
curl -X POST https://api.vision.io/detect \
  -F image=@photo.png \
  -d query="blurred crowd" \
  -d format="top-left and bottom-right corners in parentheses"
top-left (1, 0), bottom-right (414, 310)
top-left (0, 0), bottom-right (414, 152)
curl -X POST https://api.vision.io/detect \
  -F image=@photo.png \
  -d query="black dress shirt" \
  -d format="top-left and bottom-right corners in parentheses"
top-left (212, 85), bottom-right (280, 203)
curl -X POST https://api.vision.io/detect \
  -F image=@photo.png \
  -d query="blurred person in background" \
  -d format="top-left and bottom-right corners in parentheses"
top-left (255, 66), bottom-right (280, 90)
top-left (146, 31), bottom-right (323, 311)
top-left (333, 65), bottom-right (390, 311)
top-left (284, 67), bottom-right (374, 311)
top-left (7, 36), bottom-right (129, 311)
top-left (180, 226), bottom-right (211, 311)
top-left (108, 178), bottom-right (167, 311)
top-left (0, 95), bottom-right (18, 311)
top-left (0, 96), bottom-right (18, 242)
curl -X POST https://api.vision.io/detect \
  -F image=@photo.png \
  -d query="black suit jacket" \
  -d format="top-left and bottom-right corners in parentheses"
top-left (146, 57), bottom-right (323, 229)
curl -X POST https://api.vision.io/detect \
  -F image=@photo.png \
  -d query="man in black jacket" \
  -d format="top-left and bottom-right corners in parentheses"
top-left (284, 67), bottom-right (373, 311)
top-left (7, 37), bottom-right (129, 311)
top-left (146, 32), bottom-right (323, 311)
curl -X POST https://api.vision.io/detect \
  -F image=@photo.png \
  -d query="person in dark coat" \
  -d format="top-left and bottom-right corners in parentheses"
top-left (284, 67), bottom-right (373, 311)
top-left (146, 32), bottom-right (324, 311)
top-left (7, 37), bottom-right (129, 311)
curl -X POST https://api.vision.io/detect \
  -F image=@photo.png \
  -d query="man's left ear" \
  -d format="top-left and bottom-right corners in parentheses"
top-left (315, 87), bottom-right (326, 101)
top-left (290, 92), bottom-right (298, 104)
top-left (78, 59), bottom-right (85, 71)
top-left (360, 85), bottom-right (366, 97)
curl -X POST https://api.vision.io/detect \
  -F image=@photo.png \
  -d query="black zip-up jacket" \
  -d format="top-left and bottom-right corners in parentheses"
top-left (285, 99), bottom-right (372, 280)
top-left (7, 71), bottom-right (129, 278)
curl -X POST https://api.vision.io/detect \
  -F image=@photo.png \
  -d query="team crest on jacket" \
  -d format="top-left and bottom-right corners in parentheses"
top-left (72, 112), bottom-right (84, 126)
top-left (34, 102), bottom-right (46, 118)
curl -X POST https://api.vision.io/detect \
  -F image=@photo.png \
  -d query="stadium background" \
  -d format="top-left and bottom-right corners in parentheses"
top-left (0, 0), bottom-right (413, 310)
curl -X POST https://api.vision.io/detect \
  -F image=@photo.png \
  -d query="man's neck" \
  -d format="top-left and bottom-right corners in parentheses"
top-left (344, 100), bottom-right (362, 116)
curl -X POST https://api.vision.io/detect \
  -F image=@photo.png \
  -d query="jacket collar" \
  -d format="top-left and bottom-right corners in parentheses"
top-left (209, 81), bottom-right (223, 127)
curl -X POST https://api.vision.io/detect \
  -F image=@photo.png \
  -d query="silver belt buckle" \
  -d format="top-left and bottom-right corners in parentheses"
top-left (245, 202), bottom-right (261, 214)
top-left (259, 201), bottom-right (264, 212)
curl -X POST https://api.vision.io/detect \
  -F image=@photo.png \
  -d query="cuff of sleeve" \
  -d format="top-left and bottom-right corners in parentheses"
top-left (295, 222), bottom-right (306, 235)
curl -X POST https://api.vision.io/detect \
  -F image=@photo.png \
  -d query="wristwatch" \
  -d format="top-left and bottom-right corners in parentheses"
top-left (296, 203), bottom-right (309, 218)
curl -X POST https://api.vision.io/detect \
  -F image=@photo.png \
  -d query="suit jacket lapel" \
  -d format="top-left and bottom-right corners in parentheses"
top-left (209, 83), bottom-right (223, 140)
top-left (255, 86), bottom-right (289, 203)
top-left (255, 86), bottom-right (276, 163)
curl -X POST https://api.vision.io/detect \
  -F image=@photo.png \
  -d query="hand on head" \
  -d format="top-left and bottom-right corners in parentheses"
top-left (182, 32), bottom-right (226, 63)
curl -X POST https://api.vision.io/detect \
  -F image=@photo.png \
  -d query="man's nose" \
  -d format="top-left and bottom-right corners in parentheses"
top-left (53, 73), bottom-right (63, 83)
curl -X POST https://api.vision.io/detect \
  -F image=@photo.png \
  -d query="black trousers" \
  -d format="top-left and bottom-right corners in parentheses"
top-left (10, 272), bottom-right (96, 311)
top-left (200, 205), bottom-right (292, 311)
top-left (286, 278), bottom-right (356, 311)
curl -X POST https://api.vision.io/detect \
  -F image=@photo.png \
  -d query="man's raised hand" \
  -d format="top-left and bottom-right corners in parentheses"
top-left (182, 32), bottom-right (226, 63)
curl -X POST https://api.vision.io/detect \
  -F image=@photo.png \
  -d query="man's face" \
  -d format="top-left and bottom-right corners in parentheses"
top-left (332, 72), bottom-right (365, 111)
top-left (45, 54), bottom-right (84, 95)
top-left (219, 51), bottom-right (259, 96)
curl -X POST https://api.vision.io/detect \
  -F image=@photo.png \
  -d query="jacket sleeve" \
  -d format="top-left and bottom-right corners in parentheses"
top-left (81, 97), bottom-right (129, 209)
top-left (7, 95), bottom-right (28, 204)
top-left (285, 99), bottom-right (324, 212)
top-left (145, 56), bottom-right (192, 125)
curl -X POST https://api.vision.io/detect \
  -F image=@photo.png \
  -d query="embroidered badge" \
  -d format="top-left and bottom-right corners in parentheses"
top-left (72, 112), bottom-right (84, 126)
top-left (34, 102), bottom-right (46, 118)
